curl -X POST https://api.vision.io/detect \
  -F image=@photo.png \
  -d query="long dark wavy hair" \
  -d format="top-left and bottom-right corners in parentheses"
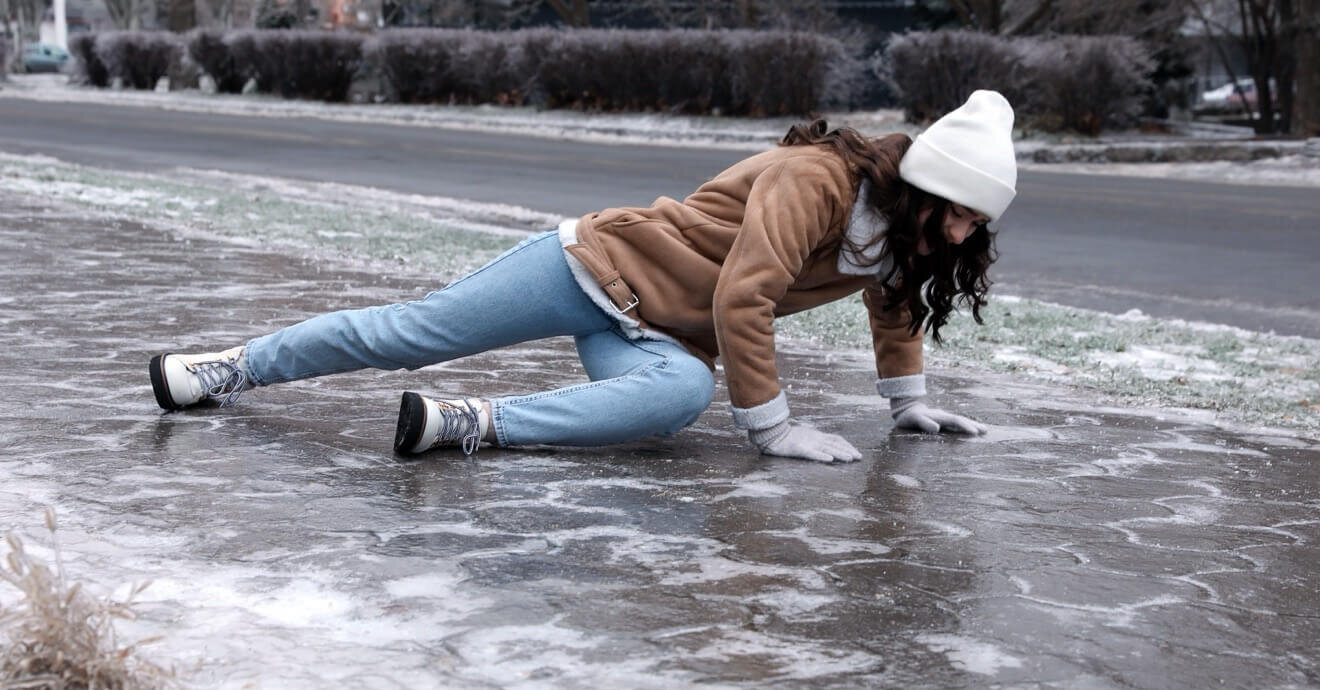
top-left (780, 119), bottom-right (998, 343)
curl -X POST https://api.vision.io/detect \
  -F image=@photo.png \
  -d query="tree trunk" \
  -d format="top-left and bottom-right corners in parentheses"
top-left (168, 0), bottom-right (196, 30)
top-left (544, 0), bottom-right (588, 26)
top-left (1294, 0), bottom-right (1319, 134)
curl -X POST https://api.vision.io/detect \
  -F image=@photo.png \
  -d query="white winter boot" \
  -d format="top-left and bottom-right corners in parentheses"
top-left (394, 392), bottom-right (489, 456)
top-left (149, 346), bottom-right (252, 410)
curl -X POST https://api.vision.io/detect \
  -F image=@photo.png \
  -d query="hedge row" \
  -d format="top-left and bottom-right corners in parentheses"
top-left (70, 28), bottom-right (1155, 132)
top-left (884, 31), bottom-right (1155, 135)
top-left (71, 28), bottom-right (854, 116)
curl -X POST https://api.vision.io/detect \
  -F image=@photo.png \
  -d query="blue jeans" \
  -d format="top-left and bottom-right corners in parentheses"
top-left (243, 231), bottom-right (716, 447)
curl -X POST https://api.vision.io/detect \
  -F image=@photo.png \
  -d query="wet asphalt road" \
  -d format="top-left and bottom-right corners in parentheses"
top-left (1, 192), bottom-right (1318, 688)
top-left (1, 98), bottom-right (1318, 337)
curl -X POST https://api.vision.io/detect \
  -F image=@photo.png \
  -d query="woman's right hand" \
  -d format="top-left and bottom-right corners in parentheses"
top-left (748, 419), bottom-right (862, 463)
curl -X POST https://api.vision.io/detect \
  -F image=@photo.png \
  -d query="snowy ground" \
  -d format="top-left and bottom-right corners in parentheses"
top-left (2, 151), bottom-right (1316, 433)
top-left (5, 73), bottom-right (1320, 188)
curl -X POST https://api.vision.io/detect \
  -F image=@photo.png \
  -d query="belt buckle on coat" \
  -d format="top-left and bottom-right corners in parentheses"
top-left (609, 280), bottom-right (640, 313)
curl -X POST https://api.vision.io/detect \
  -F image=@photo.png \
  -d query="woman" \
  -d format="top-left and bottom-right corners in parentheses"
top-left (149, 90), bottom-right (1017, 464)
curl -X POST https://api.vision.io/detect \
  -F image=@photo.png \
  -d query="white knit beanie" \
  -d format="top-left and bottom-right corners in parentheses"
top-left (898, 90), bottom-right (1017, 221)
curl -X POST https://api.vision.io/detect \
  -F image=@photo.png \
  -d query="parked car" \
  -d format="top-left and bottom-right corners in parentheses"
top-left (22, 43), bottom-right (70, 73)
top-left (1197, 78), bottom-right (1253, 113)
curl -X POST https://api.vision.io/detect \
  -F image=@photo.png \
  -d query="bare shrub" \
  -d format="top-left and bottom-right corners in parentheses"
top-left (533, 29), bottom-right (644, 111)
top-left (1021, 35), bottom-right (1154, 135)
top-left (72, 27), bottom-right (856, 115)
top-left (366, 28), bottom-right (847, 114)
top-left (225, 30), bottom-right (363, 101)
top-left (277, 32), bottom-right (364, 101)
top-left (186, 29), bottom-right (241, 93)
top-left (882, 30), bottom-right (1027, 123)
top-left (0, 509), bottom-right (178, 690)
top-left (92, 32), bottom-right (182, 90)
top-left (531, 29), bottom-right (847, 115)
top-left (364, 29), bottom-right (531, 105)
top-left (446, 30), bottom-right (530, 104)
top-left (882, 30), bottom-right (1154, 134)
top-left (68, 34), bottom-right (109, 87)
top-left (726, 30), bottom-right (848, 116)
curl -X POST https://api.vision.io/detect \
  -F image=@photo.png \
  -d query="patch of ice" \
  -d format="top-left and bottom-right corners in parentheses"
top-left (916, 634), bottom-right (1024, 675)
top-left (748, 588), bottom-right (837, 620)
top-left (717, 479), bottom-right (791, 500)
top-left (890, 474), bottom-right (921, 488)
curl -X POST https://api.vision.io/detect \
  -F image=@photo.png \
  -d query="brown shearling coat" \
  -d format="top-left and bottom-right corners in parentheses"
top-left (568, 144), bottom-right (924, 411)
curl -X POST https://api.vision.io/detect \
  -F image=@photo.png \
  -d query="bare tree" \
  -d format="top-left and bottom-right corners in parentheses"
top-left (501, 0), bottom-right (836, 31)
top-left (195, 0), bottom-right (257, 28)
top-left (502, 0), bottom-right (588, 27)
top-left (1185, 0), bottom-right (1302, 133)
top-left (626, 0), bottom-right (837, 31)
top-left (1295, 0), bottom-right (1319, 134)
top-left (932, 0), bottom-right (1185, 38)
top-left (104, 0), bottom-right (152, 28)
top-left (5, 0), bottom-right (41, 41)
top-left (1, 2), bottom-right (11, 76)
top-left (3, 0), bottom-right (42, 73)
top-left (936, 0), bottom-right (1054, 35)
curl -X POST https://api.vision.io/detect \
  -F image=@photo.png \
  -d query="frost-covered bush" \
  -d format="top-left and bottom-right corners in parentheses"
top-left (881, 30), bottom-right (1154, 134)
top-left (225, 30), bottom-right (363, 101)
top-left (364, 29), bottom-right (531, 104)
top-left (68, 33), bottom-right (108, 87)
top-left (882, 30), bottom-right (1026, 123)
top-left (94, 32), bottom-right (182, 89)
top-left (725, 30), bottom-right (848, 115)
top-left (71, 27), bottom-right (856, 115)
top-left (1021, 35), bottom-right (1154, 135)
top-left (187, 29), bottom-right (242, 93)
top-left (531, 29), bottom-right (848, 115)
top-left (366, 28), bottom-right (849, 114)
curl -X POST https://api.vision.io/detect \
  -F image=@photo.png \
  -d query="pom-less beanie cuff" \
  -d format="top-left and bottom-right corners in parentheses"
top-left (899, 137), bottom-right (1017, 221)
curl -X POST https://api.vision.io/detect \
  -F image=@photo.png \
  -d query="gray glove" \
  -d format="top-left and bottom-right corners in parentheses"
top-left (748, 419), bottom-right (862, 463)
top-left (890, 397), bottom-right (988, 435)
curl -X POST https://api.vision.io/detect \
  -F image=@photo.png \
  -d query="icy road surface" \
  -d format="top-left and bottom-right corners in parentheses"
top-left (1, 198), bottom-right (1318, 688)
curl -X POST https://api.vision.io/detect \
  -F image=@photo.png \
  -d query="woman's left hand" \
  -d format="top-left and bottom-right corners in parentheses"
top-left (890, 397), bottom-right (988, 435)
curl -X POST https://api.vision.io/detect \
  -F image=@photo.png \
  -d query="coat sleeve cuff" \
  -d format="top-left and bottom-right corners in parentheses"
top-left (876, 374), bottom-right (926, 399)
top-left (731, 391), bottom-right (790, 430)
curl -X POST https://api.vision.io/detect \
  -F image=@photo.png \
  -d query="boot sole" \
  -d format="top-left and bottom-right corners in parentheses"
top-left (149, 354), bottom-right (181, 411)
top-left (394, 391), bottom-right (427, 454)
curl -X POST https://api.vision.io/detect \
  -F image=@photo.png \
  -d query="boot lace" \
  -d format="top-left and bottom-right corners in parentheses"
top-left (431, 399), bottom-right (481, 456)
top-left (191, 361), bottom-right (249, 407)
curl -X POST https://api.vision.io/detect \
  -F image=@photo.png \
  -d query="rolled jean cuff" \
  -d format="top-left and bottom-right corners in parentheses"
top-left (731, 391), bottom-right (789, 430)
top-left (876, 374), bottom-right (926, 399)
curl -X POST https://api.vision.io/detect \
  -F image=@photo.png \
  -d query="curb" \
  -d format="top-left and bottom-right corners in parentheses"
top-left (1024, 140), bottom-right (1312, 164)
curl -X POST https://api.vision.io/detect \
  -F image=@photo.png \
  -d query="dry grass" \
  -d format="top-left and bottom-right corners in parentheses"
top-left (0, 509), bottom-right (179, 690)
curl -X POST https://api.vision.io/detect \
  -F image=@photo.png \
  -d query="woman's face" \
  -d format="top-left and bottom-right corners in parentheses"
top-left (916, 202), bottom-right (990, 256)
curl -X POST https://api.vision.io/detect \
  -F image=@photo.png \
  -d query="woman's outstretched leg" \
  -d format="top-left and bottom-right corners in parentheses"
top-left (149, 231), bottom-right (613, 410)
top-left (396, 329), bottom-right (714, 453)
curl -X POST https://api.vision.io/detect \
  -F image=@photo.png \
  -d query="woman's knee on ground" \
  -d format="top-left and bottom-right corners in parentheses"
top-left (646, 356), bottom-right (716, 434)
